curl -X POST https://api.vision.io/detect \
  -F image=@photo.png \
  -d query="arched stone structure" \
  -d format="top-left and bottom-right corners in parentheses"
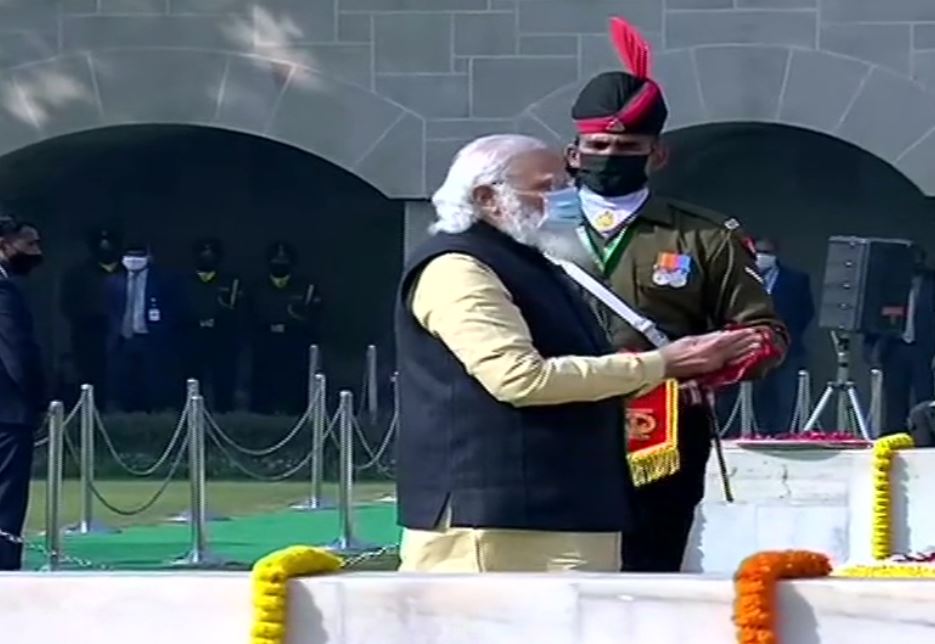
top-left (0, 49), bottom-right (426, 198)
top-left (2, 1), bottom-right (935, 201)
top-left (522, 45), bottom-right (935, 195)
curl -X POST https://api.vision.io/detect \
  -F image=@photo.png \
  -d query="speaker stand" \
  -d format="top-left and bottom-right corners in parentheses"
top-left (800, 332), bottom-right (871, 440)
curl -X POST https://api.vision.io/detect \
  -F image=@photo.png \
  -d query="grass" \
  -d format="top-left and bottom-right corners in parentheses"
top-left (25, 479), bottom-right (396, 534)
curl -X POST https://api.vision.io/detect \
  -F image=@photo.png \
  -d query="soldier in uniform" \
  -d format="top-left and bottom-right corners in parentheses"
top-left (60, 228), bottom-right (122, 408)
top-left (249, 241), bottom-right (320, 414)
top-left (561, 18), bottom-right (788, 572)
top-left (183, 238), bottom-right (241, 413)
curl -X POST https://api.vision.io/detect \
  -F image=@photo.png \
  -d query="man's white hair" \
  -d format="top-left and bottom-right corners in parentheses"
top-left (430, 134), bottom-right (550, 235)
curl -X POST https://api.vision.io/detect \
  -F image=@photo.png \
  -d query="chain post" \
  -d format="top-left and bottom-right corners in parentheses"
top-left (291, 373), bottom-right (334, 511)
top-left (43, 401), bottom-right (65, 570)
top-left (366, 345), bottom-right (378, 427)
top-left (327, 391), bottom-right (374, 556)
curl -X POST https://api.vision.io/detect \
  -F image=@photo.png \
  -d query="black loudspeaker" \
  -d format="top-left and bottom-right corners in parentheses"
top-left (818, 236), bottom-right (915, 336)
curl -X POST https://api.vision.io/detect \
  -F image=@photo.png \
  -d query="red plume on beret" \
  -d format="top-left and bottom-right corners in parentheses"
top-left (610, 17), bottom-right (651, 79)
top-left (573, 18), bottom-right (667, 136)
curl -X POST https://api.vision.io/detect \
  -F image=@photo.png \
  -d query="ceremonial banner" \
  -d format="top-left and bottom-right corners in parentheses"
top-left (627, 378), bottom-right (680, 486)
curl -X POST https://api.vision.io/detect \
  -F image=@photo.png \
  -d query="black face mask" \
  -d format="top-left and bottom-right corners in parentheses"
top-left (576, 153), bottom-right (650, 197)
top-left (7, 253), bottom-right (43, 276)
top-left (95, 244), bottom-right (118, 266)
top-left (269, 261), bottom-right (292, 279)
top-left (196, 253), bottom-right (218, 273)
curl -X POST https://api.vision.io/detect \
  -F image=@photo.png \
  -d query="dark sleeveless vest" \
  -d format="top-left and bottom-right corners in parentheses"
top-left (395, 222), bottom-right (635, 532)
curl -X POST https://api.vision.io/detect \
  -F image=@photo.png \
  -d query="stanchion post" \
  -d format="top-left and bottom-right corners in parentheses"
top-left (66, 385), bottom-right (116, 535)
top-left (366, 344), bottom-right (378, 427)
top-left (739, 381), bottom-right (754, 438)
top-left (171, 393), bottom-right (228, 568)
top-left (392, 371), bottom-right (399, 421)
top-left (307, 344), bottom-right (320, 408)
top-left (795, 370), bottom-right (811, 433)
top-left (869, 368), bottom-right (883, 438)
top-left (328, 390), bottom-right (374, 555)
top-left (291, 373), bottom-right (334, 511)
top-left (43, 401), bottom-right (64, 571)
top-left (167, 379), bottom-right (227, 524)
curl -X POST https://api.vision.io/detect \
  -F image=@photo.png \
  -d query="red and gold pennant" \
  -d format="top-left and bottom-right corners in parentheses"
top-left (626, 378), bottom-right (680, 486)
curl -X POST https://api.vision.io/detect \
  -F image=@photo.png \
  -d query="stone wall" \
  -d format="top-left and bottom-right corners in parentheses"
top-left (1, 1), bottom-right (935, 197)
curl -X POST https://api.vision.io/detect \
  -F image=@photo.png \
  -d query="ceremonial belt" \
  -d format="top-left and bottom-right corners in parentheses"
top-left (551, 256), bottom-right (685, 486)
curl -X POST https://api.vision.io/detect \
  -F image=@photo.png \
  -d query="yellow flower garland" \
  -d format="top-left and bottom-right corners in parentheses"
top-left (871, 433), bottom-right (914, 560)
top-left (250, 546), bottom-right (343, 644)
top-left (835, 563), bottom-right (935, 579)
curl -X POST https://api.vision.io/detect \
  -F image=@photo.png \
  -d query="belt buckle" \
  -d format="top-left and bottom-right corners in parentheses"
top-left (270, 324), bottom-right (285, 334)
top-left (199, 318), bottom-right (215, 329)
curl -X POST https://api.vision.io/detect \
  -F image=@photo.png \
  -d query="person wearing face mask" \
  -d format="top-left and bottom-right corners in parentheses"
top-left (60, 227), bottom-right (122, 407)
top-left (748, 238), bottom-right (814, 436)
top-left (395, 134), bottom-right (764, 573)
top-left (105, 242), bottom-right (183, 412)
top-left (183, 238), bottom-right (241, 413)
top-left (559, 18), bottom-right (788, 573)
top-left (248, 241), bottom-right (320, 414)
top-left (0, 214), bottom-right (46, 570)
top-left (864, 246), bottom-right (935, 435)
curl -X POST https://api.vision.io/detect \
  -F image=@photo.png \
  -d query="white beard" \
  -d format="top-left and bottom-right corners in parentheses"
top-left (534, 227), bottom-right (595, 269)
top-left (494, 186), bottom-right (588, 259)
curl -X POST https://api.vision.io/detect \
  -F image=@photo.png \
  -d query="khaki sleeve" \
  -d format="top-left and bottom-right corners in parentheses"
top-left (410, 253), bottom-right (666, 407)
top-left (701, 227), bottom-right (789, 376)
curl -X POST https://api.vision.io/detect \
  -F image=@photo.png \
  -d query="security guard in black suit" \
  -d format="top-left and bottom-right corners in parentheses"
top-left (249, 241), bottom-right (320, 414)
top-left (183, 238), bottom-right (241, 412)
top-left (0, 216), bottom-right (45, 570)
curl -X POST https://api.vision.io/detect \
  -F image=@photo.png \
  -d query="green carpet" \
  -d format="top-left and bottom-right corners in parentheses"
top-left (23, 503), bottom-right (401, 571)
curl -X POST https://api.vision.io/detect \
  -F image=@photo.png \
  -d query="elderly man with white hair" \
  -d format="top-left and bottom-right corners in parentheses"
top-left (394, 134), bottom-right (760, 573)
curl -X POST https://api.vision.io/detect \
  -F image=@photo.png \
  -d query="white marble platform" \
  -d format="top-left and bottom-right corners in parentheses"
top-left (1, 572), bottom-right (933, 643)
top-left (689, 446), bottom-right (935, 572)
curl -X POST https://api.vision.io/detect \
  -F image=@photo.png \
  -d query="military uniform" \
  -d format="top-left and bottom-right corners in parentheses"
top-left (565, 17), bottom-right (787, 572)
top-left (61, 261), bottom-right (118, 406)
top-left (184, 271), bottom-right (241, 412)
top-left (249, 275), bottom-right (319, 414)
top-left (574, 196), bottom-right (787, 571)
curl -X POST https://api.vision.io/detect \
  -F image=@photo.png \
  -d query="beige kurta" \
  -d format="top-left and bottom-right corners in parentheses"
top-left (399, 252), bottom-right (666, 573)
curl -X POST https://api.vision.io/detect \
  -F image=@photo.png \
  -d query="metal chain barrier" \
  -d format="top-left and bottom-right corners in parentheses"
top-left (94, 402), bottom-right (190, 477)
top-left (203, 412), bottom-right (337, 483)
top-left (204, 404), bottom-right (313, 457)
top-left (28, 344), bottom-right (402, 571)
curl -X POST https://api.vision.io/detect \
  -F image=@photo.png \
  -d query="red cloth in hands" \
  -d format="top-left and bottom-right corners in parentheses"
top-left (696, 326), bottom-right (782, 389)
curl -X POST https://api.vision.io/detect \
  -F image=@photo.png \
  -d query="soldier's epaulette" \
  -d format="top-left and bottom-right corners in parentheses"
top-left (664, 198), bottom-right (757, 255)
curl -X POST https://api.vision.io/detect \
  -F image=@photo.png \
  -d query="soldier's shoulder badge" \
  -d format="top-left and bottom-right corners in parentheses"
top-left (721, 217), bottom-right (756, 256)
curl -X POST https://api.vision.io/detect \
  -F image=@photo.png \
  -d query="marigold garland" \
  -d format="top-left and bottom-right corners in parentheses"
top-left (250, 546), bottom-right (343, 644)
top-left (733, 550), bottom-right (831, 644)
top-left (871, 433), bottom-right (914, 560)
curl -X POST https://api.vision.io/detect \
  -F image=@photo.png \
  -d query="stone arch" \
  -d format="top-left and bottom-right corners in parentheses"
top-left (0, 48), bottom-right (425, 198)
top-left (521, 46), bottom-right (935, 195)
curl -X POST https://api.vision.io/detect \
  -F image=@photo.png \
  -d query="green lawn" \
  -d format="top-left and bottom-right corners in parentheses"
top-left (26, 479), bottom-right (396, 534)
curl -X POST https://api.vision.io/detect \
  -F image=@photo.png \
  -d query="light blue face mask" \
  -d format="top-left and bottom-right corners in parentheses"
top-left (539, 186), bottom-right (582, 228)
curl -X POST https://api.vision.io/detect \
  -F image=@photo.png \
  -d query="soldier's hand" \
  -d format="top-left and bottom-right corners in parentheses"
top-left (659, 329), bottom-right (762, 380)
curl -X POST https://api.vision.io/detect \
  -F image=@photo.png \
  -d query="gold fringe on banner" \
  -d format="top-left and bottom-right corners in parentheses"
top-left (626, 379), bottom-right (680, 487)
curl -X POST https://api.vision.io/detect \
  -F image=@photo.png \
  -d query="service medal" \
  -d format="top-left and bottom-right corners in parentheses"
top-left (669, 271), bottom-right (688, 288)
top-left (652, 268), bottom-right (671, 286)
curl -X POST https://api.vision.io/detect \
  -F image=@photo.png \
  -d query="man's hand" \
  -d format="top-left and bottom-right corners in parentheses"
top-left (659, 329), bottom-right (763, 380)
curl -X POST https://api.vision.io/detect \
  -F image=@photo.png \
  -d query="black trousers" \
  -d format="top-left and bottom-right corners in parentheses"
top-left (108, 335), bottom-right (176, 413)
top-left (881, 342), bottom-right (935, 435)
top-left (0, 425), bottom-right (33, 571)
top-left (621, 403), bottom-right (712, 572)
top-left (70, 319), bottom-right (109, 407)
top-left (185, 328), bottom-right (238, 413)
top-left (250, 330), bottom-right (308, 415)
